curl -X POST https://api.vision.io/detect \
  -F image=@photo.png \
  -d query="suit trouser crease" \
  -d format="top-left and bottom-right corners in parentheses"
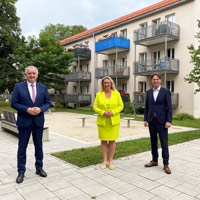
top-left (17, 122), bottom-right (43, 173)
top-left (148, 119), bottom-right (169, 165)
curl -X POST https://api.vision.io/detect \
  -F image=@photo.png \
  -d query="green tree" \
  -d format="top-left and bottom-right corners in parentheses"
top-left (0, 0), bottom-right (23, 93)
top-left (39, 24), bottom-right (87, 41)
top-left (15, 34), bottom-right (74, 91)
top-left (185, 20), bottom-right (200, 93)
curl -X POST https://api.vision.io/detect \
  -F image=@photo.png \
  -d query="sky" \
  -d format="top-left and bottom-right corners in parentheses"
top-left (16, 0), bottom-right (161, 37)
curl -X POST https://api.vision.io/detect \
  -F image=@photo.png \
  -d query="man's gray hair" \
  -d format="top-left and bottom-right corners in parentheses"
top-left (25, 66), bottom-right (38, 74)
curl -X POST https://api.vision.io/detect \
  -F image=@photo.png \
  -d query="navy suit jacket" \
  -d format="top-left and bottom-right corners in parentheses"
top-left (144, 87), bottom-right (172, 125)
top-left (11, 82), bottom-right (51, 127)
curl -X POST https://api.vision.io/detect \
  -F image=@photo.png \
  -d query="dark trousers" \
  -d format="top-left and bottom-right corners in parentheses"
top-left (17, 121), bottom-right (43, 173)
top-left (148, 119), bottom-right (169, 165)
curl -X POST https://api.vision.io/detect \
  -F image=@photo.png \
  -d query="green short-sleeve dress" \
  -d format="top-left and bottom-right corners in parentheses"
top-left (98, 97), bottom-right (120, 141)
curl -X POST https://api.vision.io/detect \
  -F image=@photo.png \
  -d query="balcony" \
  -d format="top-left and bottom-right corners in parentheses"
top-left (95, 37), bottom-right (130, 54)
top-left (64, 94), bottom-right (91, 104)
top-left (134, 59), bottom-right (179, 75)
top-left (133, 92), bottom-right (179, 107)
top-left (95, 66), bottom-right (130, 79)
top-left (65, 72), bottom-right (91, 82)
top-left (73, 47), bottom-right (91, 60)
top-left (134, 21), bottom-right (180, 46)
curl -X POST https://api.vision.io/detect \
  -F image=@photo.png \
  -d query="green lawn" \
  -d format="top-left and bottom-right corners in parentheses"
top-left (52, 130), bottom-right (200, 167)
top-left (1, 100), bottom-right (200, 168)
top-left (0, 100), bottom-right (15, 113)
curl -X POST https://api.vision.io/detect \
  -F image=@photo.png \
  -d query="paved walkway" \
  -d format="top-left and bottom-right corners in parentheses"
top-left (1, 126), bottom-right (200, 199)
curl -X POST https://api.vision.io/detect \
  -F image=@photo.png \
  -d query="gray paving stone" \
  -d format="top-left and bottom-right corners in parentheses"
top-left (140, 169), bottom-right (166, 181)
top-left (63, 172), bottom-right (85, 182)
top-left (172, 194), bottom-right (197, 200)
top-left (117, 172), bottom-right (143, 184)
top-left (0, 184), bottom-right (16, 195)
top-left (107, 180), bottom-right (136, 194)
top-left (0, 191), bottom-right (24, 200)
top-left (150, 185), bottom-right (181, 199)
top-left (23, 188), bottom-right (55, 200)
top-left (132, 177), bottom-right (161, 191)
top-left (156, 176), bottom-right (183, 188)
top-left (40, 177), bottom-right (71, 191)
top-left (95, 174), bottom-right (119, 186)
top-left (69, 194), bottom-right (92, 200)
top-left (96, 191), bottom-right (129, 200)
top-left (176, 175), bottom-right (200, 186)
top-left (70, 177), bottom-right (97, 188)
top-left (81, 182), bottom-right (110, 197)
top-left (123, 188), bottom-right (155, 199)
top-left (17, 182), bottom-right (45, 195)
top-left (174, 183), bottom-right (200, 197)
top-left (54, 186), bottom-right (83, 200)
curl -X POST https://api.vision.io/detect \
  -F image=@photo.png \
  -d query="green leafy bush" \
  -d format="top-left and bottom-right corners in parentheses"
top-left (136, 106), bottom-right (144, 114)
top-left (173, 113), bottom-right (195, 120)
top-left (123, 102), bottom-right (134, 114)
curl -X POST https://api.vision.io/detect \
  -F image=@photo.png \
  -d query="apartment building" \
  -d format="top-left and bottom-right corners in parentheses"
top-left (60, 0), bottom-right (200, 117)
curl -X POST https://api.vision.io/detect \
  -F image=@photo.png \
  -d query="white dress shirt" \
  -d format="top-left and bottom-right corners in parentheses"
top-left (27, 81), bottom-right (37, 101)
top-left (153, 86), bottom-right (161, 102)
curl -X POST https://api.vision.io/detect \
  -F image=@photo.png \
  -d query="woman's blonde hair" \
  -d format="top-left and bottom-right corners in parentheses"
top-left (100, 76), bottom-right (116, 91)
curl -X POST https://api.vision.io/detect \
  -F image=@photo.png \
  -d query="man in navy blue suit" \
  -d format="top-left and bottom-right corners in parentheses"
top-left (144, 73), bottom-right (172, 174)
top-left (11, 66), bottom-right (51, 183)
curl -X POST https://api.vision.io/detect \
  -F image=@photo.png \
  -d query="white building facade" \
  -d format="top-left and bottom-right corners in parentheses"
top-left (60, 0), bottom-right (200, 117)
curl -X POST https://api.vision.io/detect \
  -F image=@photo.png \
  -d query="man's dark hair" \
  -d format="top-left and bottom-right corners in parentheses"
top-left (151, 73), bottom-right (161, 80)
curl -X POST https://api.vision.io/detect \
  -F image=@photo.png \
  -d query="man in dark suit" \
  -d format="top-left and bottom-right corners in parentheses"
top-left (11, 66), bottom-right (51, 183)
top-left (144, 73), bottom-right (172, 174)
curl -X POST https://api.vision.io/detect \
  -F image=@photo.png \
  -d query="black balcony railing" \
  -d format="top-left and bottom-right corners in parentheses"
top-left (73, 48), bottom-right (91, 60)
top-left (64, 94), bottom-right (91, 104)
top-left (65, 72), bottom-right (91, 82)
top-left (134, 59), bottom-right (179, 75)
top-left (133, 92), bottom-right (179, 107)
top-left (134, 21), bottom-right (180, 46)
top-left (95, 66), bottom-right (130, 79)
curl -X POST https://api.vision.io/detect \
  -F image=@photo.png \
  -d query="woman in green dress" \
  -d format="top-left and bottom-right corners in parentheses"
top-left (93, 76), bottom-right (124, 169)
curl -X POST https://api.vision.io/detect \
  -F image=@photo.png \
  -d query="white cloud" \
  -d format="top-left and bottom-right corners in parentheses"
top-left (16, 0), bottom-right (160, 37)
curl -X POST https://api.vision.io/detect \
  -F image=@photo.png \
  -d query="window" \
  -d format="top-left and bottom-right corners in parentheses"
top-left (139, 23), bottom-right (148, 39)
top-left (167, 48), bottom-right (175, 59)
top-left (121, 57), bottom-right (127, 68)
top-left (152, 18), bottom-right (160, 36)
top-left (103, 60), bottom-right (108, 69)
top-left (86, 85), bottom-right (89, 94)
top-left (139, 82), bottom-right (146, 92)
top-left (73, 86), bottom-right (77, 94)
top-left (139, 53), bottom-right (147, 65)
top-left (85, 41), bottom-right (89, 47)
top-left (122, 83), bottom-right (127, 92)
top-left (166, 14), bottom-right (175, 23)
top-left (80, 86), bottom-right (83, 95)
top-left (167, 80), bottom-right (174, 92)
top-left (120, 29), bottom-right (127, 38)
top-left (74, 66), bottom-right (76, 72)
top-left (152, 51), bottom-right (160, 69)
top-left (112, 59), bottom-right (116, 67)
top-left (111, 32), bottom-right (117, 37)
top-left (80, 65), bottom-right (82, 71)
top-left (86, 64), bottom-right (89, 72)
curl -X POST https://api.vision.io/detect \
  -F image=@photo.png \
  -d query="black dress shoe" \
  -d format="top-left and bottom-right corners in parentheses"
top-left (16, 173), bottom-right (24, 184)
top-left (36, 169), bottom-right (47, 177)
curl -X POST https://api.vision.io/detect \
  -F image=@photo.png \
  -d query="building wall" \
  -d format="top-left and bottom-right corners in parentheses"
top-left (63, 0), bottom-right (200, 117)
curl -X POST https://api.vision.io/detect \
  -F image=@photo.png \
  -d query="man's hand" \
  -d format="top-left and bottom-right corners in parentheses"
top-left (27, 107), bottom-right (42, 115)
top-left (165, 122), bottom-right (171, 128)
top-left (144, 121), bottom-right (148, 127)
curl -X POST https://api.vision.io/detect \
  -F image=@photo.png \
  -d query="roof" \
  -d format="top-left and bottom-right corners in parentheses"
top-left (60, 0), bottom-right (184, 45)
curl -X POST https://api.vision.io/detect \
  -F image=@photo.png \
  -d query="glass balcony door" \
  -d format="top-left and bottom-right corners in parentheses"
top-left (152, 51), bottom-right (160, 69)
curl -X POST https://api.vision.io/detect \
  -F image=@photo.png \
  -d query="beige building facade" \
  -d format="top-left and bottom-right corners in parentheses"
top-left (60, 0), bottom-right (200, 118)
